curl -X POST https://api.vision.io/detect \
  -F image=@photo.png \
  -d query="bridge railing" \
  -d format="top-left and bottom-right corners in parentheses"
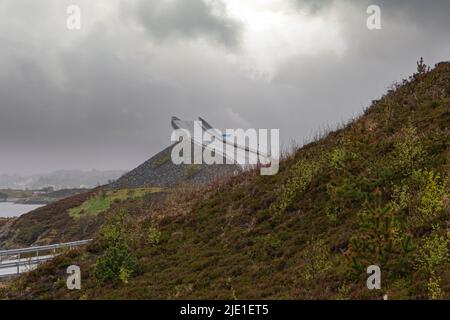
top-left (0, 239), bottom-right (92, 277)
top-left (0, 239), bottom-right (92, 256)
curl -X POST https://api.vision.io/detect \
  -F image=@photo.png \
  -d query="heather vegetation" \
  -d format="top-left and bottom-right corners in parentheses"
top-left (1, 60), bottom-right (449, 300)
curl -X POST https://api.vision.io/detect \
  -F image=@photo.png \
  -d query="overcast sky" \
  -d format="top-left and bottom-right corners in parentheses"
top-left (1, 0), bottom-right (449, 174)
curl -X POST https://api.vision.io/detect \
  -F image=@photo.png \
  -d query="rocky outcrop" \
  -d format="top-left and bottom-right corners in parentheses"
top-left (111, 144), bottom-right (240, 189)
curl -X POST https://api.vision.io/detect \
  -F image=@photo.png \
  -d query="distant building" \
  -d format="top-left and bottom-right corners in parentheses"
top-left (40, 186), bottom-right (55, 193)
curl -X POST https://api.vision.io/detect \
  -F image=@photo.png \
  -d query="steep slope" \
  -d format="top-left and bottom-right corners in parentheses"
top-left (2, 61), bottom-right (449, 300)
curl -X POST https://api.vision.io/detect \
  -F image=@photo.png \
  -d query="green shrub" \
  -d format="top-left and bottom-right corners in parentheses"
top-left (349, 191), bottom-right (413, 273)
top-left (95, 243), bottom-right (138, 284)
top-left (119, 266), bottom-right (133, 285)
top-left (416, 57), bottom-right (429, 75)
top-left (327, 176), bottom-right (369, 208)
top-left (427, 272), bottom-right (443, 300)
top-left (330, 147), bottom-right (356, 170)
top-left (273, 158), bottom-right (320, 215)
top-left (414, 226), bottom-right (449, 300)
top-left (94, 210), bottom-right (138, 284)
top-left (415, 227), bottom-right (450, 275)
top-left (390, 183), bottom-right (412, 212)
top-left (391, 170), bottom-right (447, 228)
top-left (300, 239), bottom-right (332, 282)
top-left (390, 126), bottom-right (425, 177)
top-left (147, 227), bottom-right (162, 246)
top-left (330, 148), bottom-right (347, 169)
top-left (412, 170), bottom-right (446, 218)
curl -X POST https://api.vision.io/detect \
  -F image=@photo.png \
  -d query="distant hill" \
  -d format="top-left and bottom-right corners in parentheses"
top-left (0, 170), bottom-right (126, 190)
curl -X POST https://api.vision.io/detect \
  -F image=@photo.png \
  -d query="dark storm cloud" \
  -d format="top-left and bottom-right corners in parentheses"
top-left (135, 0), bottom-right (242, 48)
top-left (0, 0), bottom-right (449, 175)
top-left (293, 0), bottom-right (335, 14)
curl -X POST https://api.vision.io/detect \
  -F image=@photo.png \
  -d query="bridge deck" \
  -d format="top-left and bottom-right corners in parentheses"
top-left (0, 239), bottom-right (92, 277)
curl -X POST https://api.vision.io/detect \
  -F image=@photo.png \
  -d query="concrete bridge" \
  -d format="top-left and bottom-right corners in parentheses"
top-left (0, 239), bottom-right (92, 277)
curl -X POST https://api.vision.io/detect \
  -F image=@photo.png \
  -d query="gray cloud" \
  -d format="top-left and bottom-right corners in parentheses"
top-left (275, 0), bottom-right (450, 117)
top-left (0, 0), bottom-right (449, 175)
top-left (135, 0), bottom-right (242, 48)
top-left (292, 0), bottom-right (335, 14)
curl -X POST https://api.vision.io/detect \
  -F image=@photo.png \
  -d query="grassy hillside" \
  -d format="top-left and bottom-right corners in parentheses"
top-left (0, 187), bottom-right (165, 248)
top-left (1, 60), bottom-right (449, 300)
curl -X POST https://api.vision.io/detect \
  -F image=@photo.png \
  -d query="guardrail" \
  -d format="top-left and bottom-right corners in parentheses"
top-left (0, 239), bottom-right (92, 277)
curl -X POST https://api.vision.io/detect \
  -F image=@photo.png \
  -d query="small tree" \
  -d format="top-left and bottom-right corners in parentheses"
top-left (416, 57), bottom-right (429, 75)
top-left (349, 190), bottom-right (413, 273)
top-left (94, 209), bottom-right (138, 284)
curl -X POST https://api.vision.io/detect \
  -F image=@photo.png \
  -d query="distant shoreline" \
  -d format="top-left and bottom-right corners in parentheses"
top-left (0, 188), bottom-right (91, 206)
top-left (0, 198), bottom-right (49, 205)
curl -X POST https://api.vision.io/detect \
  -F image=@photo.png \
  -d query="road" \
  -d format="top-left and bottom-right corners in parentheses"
top-left (0, 255), bottom-right (54, 277)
